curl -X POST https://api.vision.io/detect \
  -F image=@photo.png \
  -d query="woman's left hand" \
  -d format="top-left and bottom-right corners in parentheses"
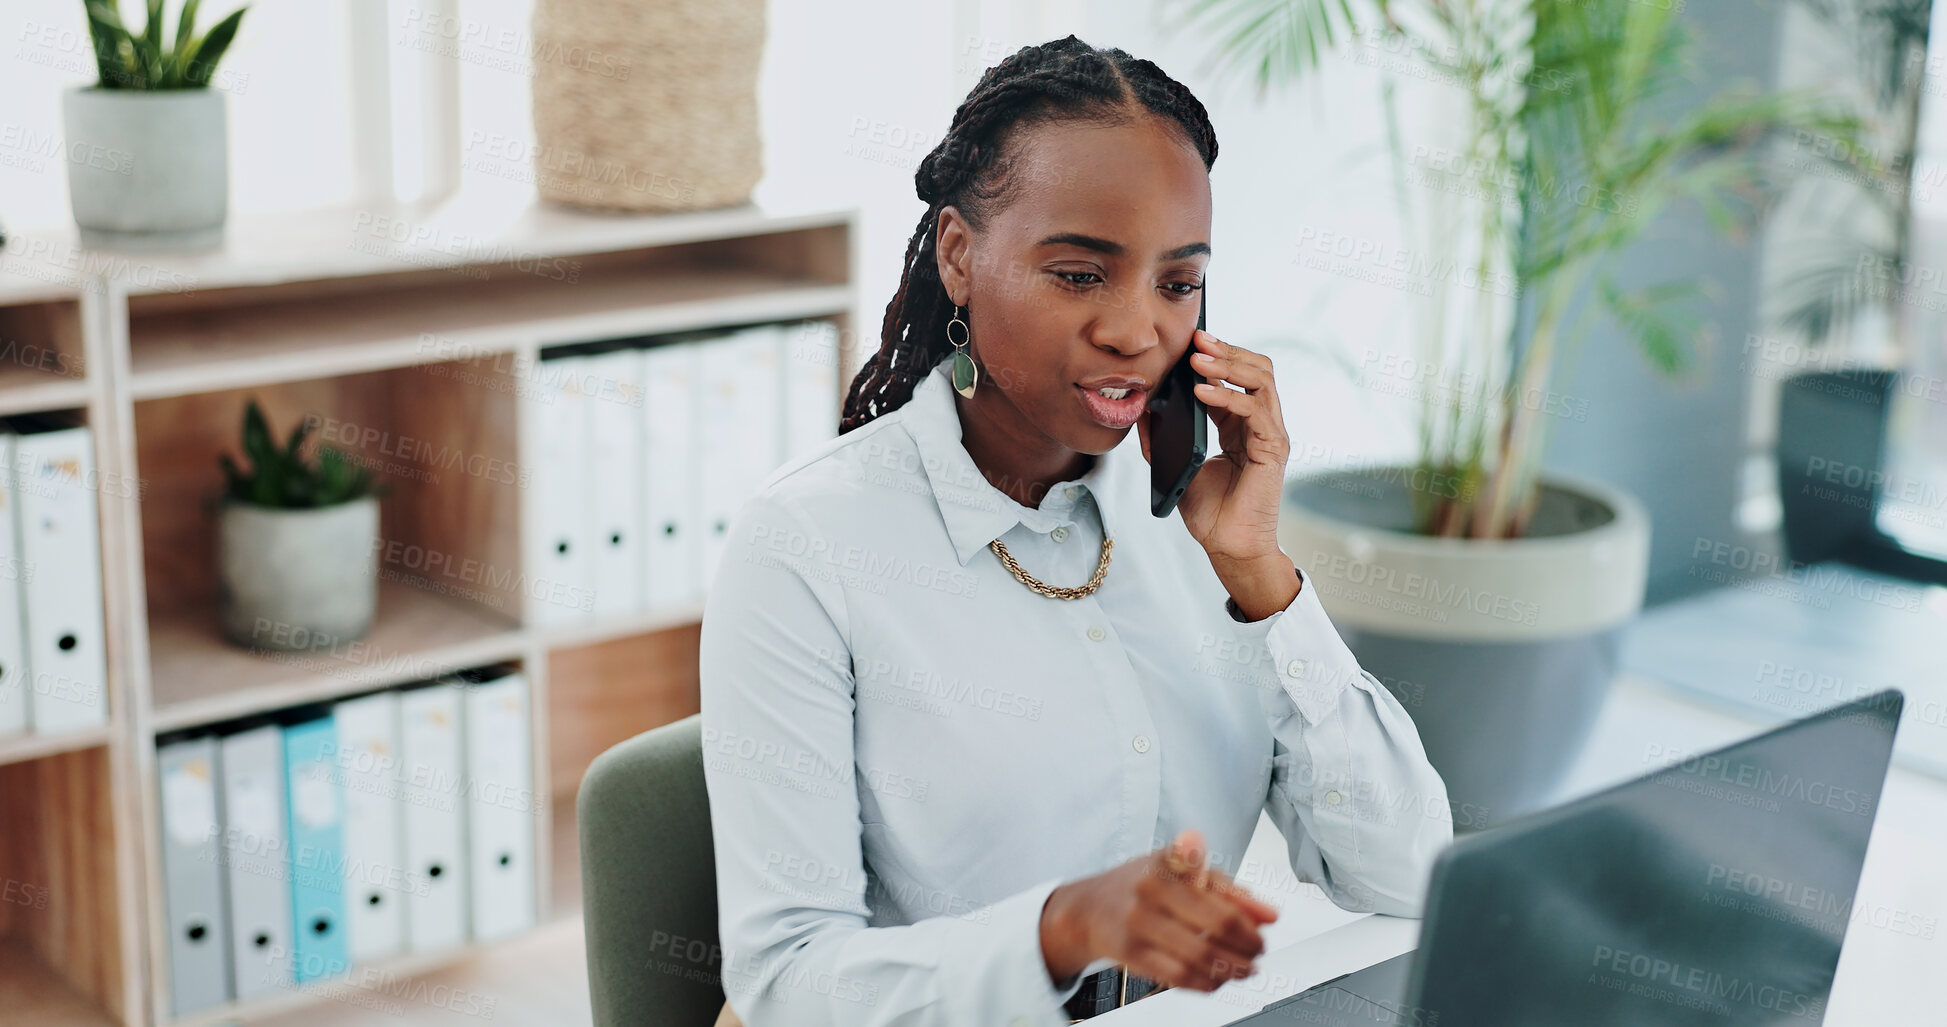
top-left (1137, 328), bottom-right (1291, 568)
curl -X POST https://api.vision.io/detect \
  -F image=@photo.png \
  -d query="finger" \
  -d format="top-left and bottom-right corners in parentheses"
top-left (1155, 882), bottom-right (1267, 963)
top-left (1190, 350), bottom-right (1273, 394)
top-left (1143, 913), bottom-right (1258, 990)
top-left (1209, 875), bottom-right (1281, 923)
top-left (1124, 945), bottom-right (1200, 994)
top-left (1162, 829), bottom-right (1208, 888)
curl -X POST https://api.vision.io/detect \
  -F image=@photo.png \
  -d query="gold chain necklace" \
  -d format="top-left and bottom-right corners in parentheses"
top-left (988, 533), bottom-right (1114, 600)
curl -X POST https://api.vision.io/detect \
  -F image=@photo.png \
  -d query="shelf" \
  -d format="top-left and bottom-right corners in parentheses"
top-left (0, 725), bottom-right (111, 768)
top-left (128, 268), bottom-right (851, 401)
top-left (149, 578), bottom-right (525, 732)
top-left (0, 297), bottom-right (90, 415)
top-left (536, 600), bottom-right (707, 652)
top-left (0, 937), bottom-right (118, 1027)
top-left (11, 191), bottom-right (853, 298)
top-left (172, 916), bottom-right (592, 1027)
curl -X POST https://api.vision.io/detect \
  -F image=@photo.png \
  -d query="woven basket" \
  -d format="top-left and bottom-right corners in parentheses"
top-left (528, 0), bottom-right (765, 212)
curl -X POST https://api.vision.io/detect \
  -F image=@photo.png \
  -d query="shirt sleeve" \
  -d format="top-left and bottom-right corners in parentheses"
top-left (1225, 563), bottom-right (1453, 917)
top-left (700, 491), bottom-right (1089, 1027)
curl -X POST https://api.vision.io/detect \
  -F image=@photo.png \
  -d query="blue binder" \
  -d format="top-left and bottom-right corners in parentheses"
top-left (283, 716), bottom-right (349, 983)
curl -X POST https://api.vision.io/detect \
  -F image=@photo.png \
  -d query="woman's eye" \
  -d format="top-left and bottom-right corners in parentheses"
top-left (1165, 281), bottom-right (1204, 297)
top-left (1056, 271), bottom-right (1102, 287)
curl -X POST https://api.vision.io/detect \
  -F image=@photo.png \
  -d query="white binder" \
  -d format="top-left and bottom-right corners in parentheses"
top-left (698, 326), bottom-right (784, 593)
top-left (526, 353), bottom-right (596, 626)
top-left (158, 735), bottom-right (233, 1014)
top-left (399, 681), bottom-right (469, 950)
top-left (334, 691), bottom-right (406, 963)
top-left (0, 434), bottom-right (26, 737)
top-left (641, 341), bottom-right (701, 610)
top-left (463, 671), bottom-right (537, 942)
top-left (218, 724), bottom-right (294, 1000)
top-left (783, 320), bottom-right (843, 462)
top-left (16, 422), bottom-right (107, 733)
top-left (582, 348), bottom-right (646, 618)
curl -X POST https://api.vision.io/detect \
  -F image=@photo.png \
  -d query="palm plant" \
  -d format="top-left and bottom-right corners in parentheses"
top-left (82, 0), bottom-right (248, 90)
top-left (1176, 0), bottom-right (1858, 538)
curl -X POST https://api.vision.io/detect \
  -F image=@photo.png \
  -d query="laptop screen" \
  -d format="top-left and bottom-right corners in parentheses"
top-left (1408, 690), bottom-right (1903, 1026)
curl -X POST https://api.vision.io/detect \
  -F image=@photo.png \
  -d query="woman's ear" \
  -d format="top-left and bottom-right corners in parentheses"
top-left (935, 204), bottom-right (972, 305)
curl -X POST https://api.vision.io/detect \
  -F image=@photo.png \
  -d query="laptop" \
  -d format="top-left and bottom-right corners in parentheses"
top-left (1223, 689), bottom-right (1904, 1026)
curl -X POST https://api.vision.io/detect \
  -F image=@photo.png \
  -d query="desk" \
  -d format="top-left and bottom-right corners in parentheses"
top-left (1091, 915), bottom-right (1417, 1026)
top-left (1096, 670), bottom-right (1947, 1023)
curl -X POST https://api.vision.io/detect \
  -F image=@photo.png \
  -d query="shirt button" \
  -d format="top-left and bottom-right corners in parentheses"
top-left (1087, 625), bottom-right (1106, 642)
top-left (1066, 485), bottom-right (1082, 500)
top-left (1132, 735), bottom-right (1151, 753)
top-left (1325, 789), bottom-right (1343, 805)
top-left (1051, 525), bottom-right (1070, 543)
top-left (1286, 659), bottom-right (1308, 678)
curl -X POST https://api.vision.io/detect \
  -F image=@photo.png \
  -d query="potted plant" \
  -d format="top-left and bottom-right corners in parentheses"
top-left (1183, 0), bottom-right (1856, 828)
top-left (66, 0), bottom-right (248, 248)
top-left (214, 400), bottom-right (388, 653)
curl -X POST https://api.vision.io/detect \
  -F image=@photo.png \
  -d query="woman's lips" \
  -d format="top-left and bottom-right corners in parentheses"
top-left (1075, 384), bottom-right (1148, 429)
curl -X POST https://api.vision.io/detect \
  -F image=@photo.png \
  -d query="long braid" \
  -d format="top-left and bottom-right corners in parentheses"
top-left (839, 35), bottom-right (1219, 434)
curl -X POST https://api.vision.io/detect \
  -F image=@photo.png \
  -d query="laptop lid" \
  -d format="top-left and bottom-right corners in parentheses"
top-left (1403, 688), bottom-right (1903, 1026)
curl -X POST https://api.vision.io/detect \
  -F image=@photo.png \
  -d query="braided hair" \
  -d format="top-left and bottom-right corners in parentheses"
top-left (839, 34), bottom-right (1218, 434)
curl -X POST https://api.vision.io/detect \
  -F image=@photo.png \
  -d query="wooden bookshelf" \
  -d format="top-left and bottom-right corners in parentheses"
top-left (0, 193), bottom-right (861, 1026)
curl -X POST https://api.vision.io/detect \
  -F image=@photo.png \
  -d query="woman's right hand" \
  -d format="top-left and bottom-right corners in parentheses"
top-left (1039, 828), bottom-right (1280, 992)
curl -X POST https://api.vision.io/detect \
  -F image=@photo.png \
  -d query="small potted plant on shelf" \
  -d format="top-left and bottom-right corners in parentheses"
top-left (66, 0), bottom-right (249, 249)
top-left (215, 399), bottom-right (387, 653)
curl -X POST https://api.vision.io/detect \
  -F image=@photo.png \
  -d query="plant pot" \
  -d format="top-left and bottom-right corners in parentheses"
top-left (217, 496), bottom-right (379, 652)
top-left (61, 86), bottom-right (228, 249)
top-left (1279, 469), bottom-right (1649, 831)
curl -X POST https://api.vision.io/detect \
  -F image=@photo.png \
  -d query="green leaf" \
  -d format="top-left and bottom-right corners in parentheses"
top-left (141, 0), bottom-right (165, 80)
top-left (1597, 276), bottom-right (1704, 378)
top-left (180, 5), bottom-right (245, 88)
top-left (83, 1), bottom-right (141, 88)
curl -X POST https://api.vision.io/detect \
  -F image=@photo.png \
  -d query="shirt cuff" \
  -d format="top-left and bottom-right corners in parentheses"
top-left (944, 876), bottom-right (1087, 1026)
top-left (1227, 566), bottom-right (1363, 727)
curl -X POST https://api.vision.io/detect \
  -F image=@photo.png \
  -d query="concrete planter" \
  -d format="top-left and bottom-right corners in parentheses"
top-left (1280, 470), bottom-right (1650, 831)
top-left (62, 86), bottom-right (228, 249)
top-left (217, 496), bottom-right (379, 652)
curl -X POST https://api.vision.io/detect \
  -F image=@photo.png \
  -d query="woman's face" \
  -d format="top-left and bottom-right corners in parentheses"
top-left (937, 114), bottom-right (1212, 457)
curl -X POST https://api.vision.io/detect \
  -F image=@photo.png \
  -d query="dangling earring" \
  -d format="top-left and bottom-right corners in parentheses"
top-left (948, 303), bottom-right (978, 399)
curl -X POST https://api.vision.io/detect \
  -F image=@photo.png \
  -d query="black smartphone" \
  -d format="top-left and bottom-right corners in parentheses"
top-left (1148, 282), bottom-right (1209, 518)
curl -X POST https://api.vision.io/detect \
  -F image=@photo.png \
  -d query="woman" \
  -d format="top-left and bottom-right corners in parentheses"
top-left (700, 35), bottom-right (1451, 1027)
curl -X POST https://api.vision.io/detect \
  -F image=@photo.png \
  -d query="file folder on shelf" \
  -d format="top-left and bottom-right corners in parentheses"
top-left (582, 347), bottom-right (646, 618)
top-left (783, 319), bottom-right (843, 463)
top-left (400, 680), bottom-right (469, 950)
top-left (698, 326), bottom-right (785, 592)
top-left (158, 734), bottom-right (233, 1015)
top-left (334, 691), bottom-right (406, 964)
top-left (14, 419), bottom-right (107, 734)
top-left (463, 670), bottom-right (537, 942)
top-left (218, 723), bottom-right (294, 1000)
top-left (641, 340), bottom-right (702, 610)
top-left (527, 353), bottom-right (597, 627)
top-left (0, 434), bottom-right (25, 737)
top-left (283, 716), bottom-right (349, 984)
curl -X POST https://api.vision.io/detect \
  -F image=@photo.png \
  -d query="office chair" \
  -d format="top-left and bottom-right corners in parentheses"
top-left (579, 713), bottom-right (739, 1027)
top-left (1776, 369), bottom-right (1947, 586)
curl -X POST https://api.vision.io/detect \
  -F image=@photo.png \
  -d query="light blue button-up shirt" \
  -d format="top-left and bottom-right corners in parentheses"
top-left (700, 354), bottom-right (1452, 1026)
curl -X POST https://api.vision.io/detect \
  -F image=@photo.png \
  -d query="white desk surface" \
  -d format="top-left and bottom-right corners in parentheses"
top-left (1096, 670), bottom-right (1947, 1024)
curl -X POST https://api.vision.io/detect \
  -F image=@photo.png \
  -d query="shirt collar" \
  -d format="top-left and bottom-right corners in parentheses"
top-left (900, 354), bottom-right (1131, 567)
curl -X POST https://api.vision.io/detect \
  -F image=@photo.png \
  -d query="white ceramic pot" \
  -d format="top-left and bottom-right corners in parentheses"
top-left (217, 496), bottom-right (379, 652)
top-left (1280, 470), bottom-right (1650, 829)
top-left (61, 86), bottom-right (228, 249)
